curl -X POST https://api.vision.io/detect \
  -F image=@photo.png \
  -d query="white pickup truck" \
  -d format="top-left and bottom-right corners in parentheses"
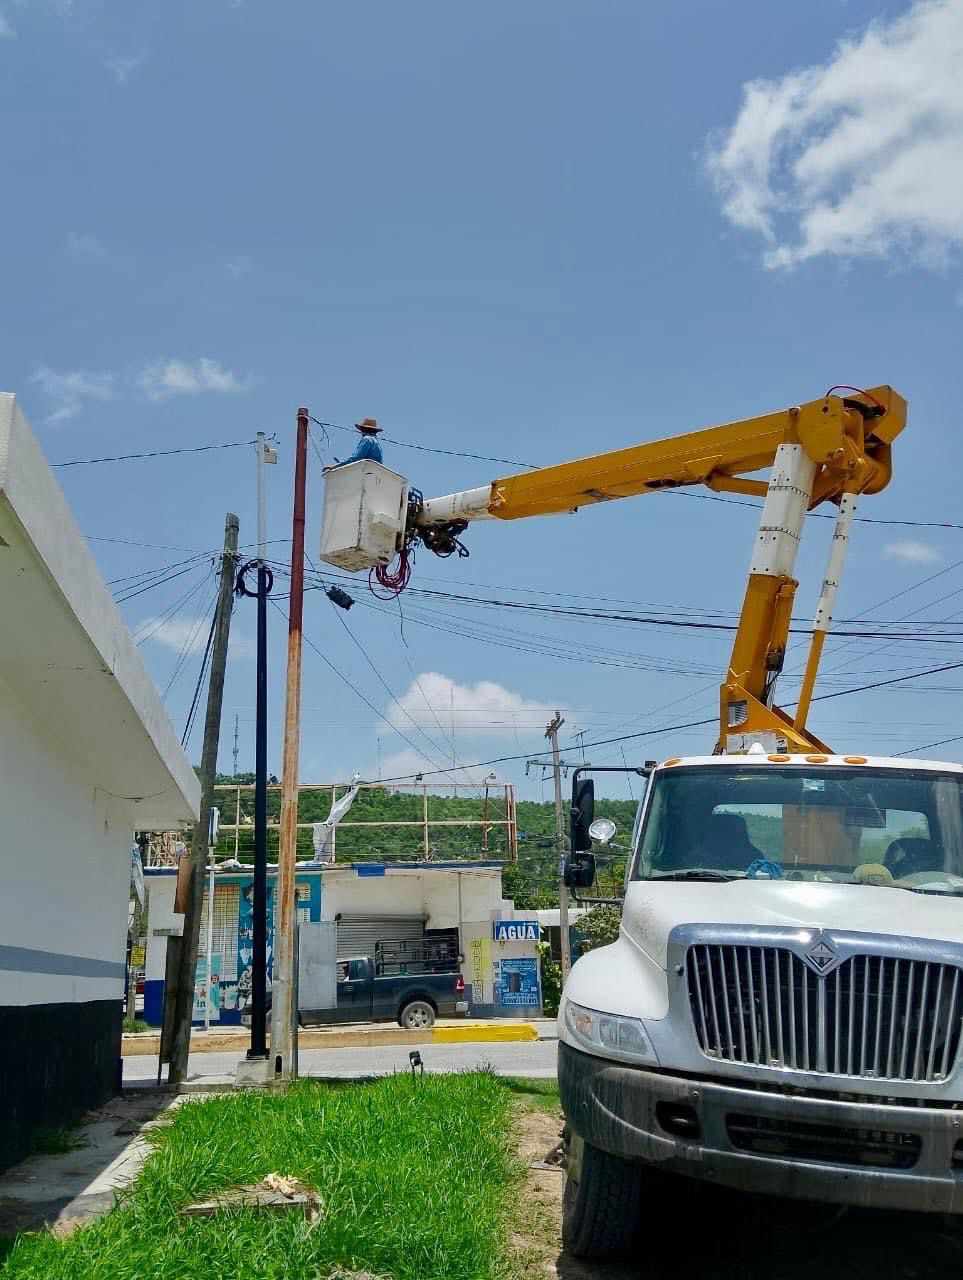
top-left (558, 752), bottom-right (963, 1264)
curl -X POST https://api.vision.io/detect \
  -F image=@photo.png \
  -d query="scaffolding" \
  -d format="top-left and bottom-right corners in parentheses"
top-left (209, 779), bottom-right (518, 864)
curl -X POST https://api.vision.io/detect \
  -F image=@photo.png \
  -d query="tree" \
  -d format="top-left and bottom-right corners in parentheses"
top-left (576, 905), bottom-right (622, 951)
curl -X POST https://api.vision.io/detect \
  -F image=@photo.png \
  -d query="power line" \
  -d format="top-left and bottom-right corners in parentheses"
top-left (181, 606), bottom-right (218, 748)
top-left (370, 656), bottom-right (963, 784)
top-left (896, 732), bottom-right (963, 757)
top-left (311, 415), bottom-right (963, 527)
top-left (268, 596), bottom-right (471, 780)
top-left (670, 489), bottom-right (963, 531)
top-left (89, 535), bottom-right (203, 552)
top-left (133, 568), bottom-right (215, 647)
top-left (52, 436), bottom-right (273, 468)
top-left (325, 595), bottom-right (476, 788)
top-left (309, 416), bottom-right (538, 471)
top-left (115, 559), bottom-right (215, 605)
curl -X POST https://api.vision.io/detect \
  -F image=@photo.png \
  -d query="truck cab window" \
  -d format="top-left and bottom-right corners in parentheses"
top-left (635, 766), bottom-right (963, 888)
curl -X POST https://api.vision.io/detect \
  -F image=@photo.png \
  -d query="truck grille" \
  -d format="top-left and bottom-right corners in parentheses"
top-left (686, 945), bottom-right (963, 1083)
top-left (726, 1114), bottom-right (921, 1169)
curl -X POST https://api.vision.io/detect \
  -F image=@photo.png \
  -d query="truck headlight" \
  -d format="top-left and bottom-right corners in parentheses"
top-left (563, 999), bottom-right (658, 1065)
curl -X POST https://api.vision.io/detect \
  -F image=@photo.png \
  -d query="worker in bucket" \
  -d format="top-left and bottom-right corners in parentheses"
top-left (332, 418), bottom-right (384, 467)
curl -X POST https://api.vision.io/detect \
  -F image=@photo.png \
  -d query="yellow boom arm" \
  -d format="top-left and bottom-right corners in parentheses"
top-left (417, 386), bottom-right (907, 754)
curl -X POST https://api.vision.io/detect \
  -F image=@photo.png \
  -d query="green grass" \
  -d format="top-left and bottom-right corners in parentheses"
top-left (29, 1127), bottom-right (89, 1156)
top-left (122, 1018), bottom-right (150, 1034)
top-left (3, 1074), bottom-right (520, 1280)
top-left (500, 1078), bottom-right (561, 1112)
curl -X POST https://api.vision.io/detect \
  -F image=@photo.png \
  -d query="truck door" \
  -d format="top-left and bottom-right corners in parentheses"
top-left (335, 958), bottom-right (372, 1023)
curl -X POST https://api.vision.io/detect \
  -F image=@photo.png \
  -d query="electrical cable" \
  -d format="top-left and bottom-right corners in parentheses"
top-left (668, 489), bottom-right (963, 532)
top-left (896, 732), bottom-right (963, 757)
top-left (52, 436), bottom-right (275, 468)
top-left (268, 596), bottom-right (473, 781)
top-left (181, 607), bottom-right (218, 747)
top-left (162, 584), bottom-right (220, 701)
top-left (309, 416), bottom-right (538, 470)
top-left (327, 601), bottom-right (475, 786)
top-left (134, 568), bottom-right (215, 649)
top-left (115, 559), bottom-right (215, 605)
top-left (108, 552), bottom-right (213, 587)
top-left (369, 656), bottom-right (963, 784)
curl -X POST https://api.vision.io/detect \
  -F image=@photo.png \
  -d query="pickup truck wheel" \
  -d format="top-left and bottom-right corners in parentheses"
top-left (399, 1000), bottom-right (435, 1030)
top-left (562, 1136), bottom-right (642, 1261)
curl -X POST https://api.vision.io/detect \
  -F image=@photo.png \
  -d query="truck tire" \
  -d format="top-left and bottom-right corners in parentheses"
top-left (399, 1000), bottom-right (435, 1030)
top-left (562, 1136), bottom-right (642, 1261)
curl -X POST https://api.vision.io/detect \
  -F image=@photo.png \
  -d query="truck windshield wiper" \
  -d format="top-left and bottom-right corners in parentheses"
top-left (649, 870), bottom-right (742, 882)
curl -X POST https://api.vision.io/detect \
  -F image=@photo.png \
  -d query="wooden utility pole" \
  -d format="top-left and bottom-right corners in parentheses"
top-left (271, 409), bottom-right (308, 1083)
top-left (546, 713), bottom-right (572, 980)
top-left (167, 512), bottom-right (239, 1085)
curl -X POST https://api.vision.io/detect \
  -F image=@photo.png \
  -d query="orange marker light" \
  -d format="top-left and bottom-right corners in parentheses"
top-left (664, 758), bottom-right (681, 767)
top-left (805, 755), bottom-right (829, 763)
top-left (843, 755), bottom-right (868, 765)
top-left (768, 754), bottom-right (791, 763)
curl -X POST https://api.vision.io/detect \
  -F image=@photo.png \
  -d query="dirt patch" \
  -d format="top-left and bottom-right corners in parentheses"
top-left (507, 1103), bottom-right (640, 1280)
top-left (509, 1104), bottom-right (963, 1280)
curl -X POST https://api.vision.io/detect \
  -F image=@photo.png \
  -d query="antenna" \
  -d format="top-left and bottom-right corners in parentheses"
top-left (233, 712), bottom-right (240, 777)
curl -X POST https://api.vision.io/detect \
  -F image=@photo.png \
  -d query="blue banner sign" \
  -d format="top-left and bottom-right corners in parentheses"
top-left (493, 919), bottom-right (540, 943)
top-left (499, 957), bottom-right (540, 1007)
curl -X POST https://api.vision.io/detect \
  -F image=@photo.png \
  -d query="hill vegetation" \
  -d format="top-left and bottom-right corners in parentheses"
top-left (209, 775), bottom-right (638, 908)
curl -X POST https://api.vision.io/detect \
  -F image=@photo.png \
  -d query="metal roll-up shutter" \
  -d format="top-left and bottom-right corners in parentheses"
top-left (336, 914), bottom-right (425, 958)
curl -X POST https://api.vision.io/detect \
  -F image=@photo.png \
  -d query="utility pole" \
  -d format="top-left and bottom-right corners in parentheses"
top-left (233, 714), bottom-right (239, 778)
top-left (546, 713), bottom-right (572, 980)
top-left (245, 433), bottom-right (276, 1069)
top-left (271, 408), bottom-right (308, 1083)
top-left (167, 512), bottom-right (239, 1086)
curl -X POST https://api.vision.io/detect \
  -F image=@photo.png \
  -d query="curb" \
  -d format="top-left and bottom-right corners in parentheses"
top-left (122, 1020), bottom-right (541, 1056)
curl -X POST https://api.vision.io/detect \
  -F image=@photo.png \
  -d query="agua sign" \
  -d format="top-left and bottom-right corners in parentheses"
top-left (493, 919), bottom-right (540, 943)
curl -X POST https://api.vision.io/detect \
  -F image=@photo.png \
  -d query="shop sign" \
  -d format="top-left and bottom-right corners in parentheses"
top-left (493, 919), bottom-right (540, 943)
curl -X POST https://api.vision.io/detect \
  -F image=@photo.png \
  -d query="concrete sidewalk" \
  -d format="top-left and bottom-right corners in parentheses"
top-left (123, 1017), bottom-right (559, 1055)
top-left (0, 1094), bottom-right (182, 1239)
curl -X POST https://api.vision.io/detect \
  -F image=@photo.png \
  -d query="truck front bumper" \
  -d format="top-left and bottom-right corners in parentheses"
top-left (559, 1042), bottom-right (963, 1214)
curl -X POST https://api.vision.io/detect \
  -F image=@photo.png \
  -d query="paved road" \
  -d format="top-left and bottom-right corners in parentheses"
top-left (124, 1037), bottom-right (559, 1088)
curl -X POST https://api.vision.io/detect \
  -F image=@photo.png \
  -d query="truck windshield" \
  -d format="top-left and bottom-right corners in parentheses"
top-left (634, 766), bottom-right (963, 891)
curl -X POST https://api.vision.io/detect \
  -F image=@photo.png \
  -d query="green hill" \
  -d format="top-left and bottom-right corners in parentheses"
top-left (209, 776), bottom-right (638, 909)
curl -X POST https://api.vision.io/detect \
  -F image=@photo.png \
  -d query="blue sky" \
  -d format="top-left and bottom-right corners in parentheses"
top-left (3, 0), bottom-right (962, 800)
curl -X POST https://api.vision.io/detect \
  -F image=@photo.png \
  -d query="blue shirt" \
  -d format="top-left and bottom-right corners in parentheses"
top-left (335, 436), bottom-right (383, 467)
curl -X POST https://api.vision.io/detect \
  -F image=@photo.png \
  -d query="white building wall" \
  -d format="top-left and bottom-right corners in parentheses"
top-left (0, 671), bottom-right (133, 1007)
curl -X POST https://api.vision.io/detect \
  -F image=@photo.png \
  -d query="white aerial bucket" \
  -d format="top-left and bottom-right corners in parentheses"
top-left (319, 461), bottom-right (408, 571)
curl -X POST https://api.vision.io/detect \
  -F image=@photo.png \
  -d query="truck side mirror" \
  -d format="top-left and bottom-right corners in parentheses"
top-left (571, 778), bottom-right (596, 852)
top-left (564, 853), bottom-right (596, 889)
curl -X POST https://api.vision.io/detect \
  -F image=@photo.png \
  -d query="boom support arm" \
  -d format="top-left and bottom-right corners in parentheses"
top-left (415, 387), bottom-right (907, 754)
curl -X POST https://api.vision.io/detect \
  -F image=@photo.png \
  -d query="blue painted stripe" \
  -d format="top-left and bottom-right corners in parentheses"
top-left (0, 945), bottom-right (124, 980)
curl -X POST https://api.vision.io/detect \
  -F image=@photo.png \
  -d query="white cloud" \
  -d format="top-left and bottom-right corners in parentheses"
top-left (137, 357), bottom-right (247, 401)
top-left (140, 615), bottom-right (254, 658)
top-left (31, 366), bottom-right (114, 425)
top-left (884, 539), bottom-right (942, 564)
top-left (387, 672), bottom-right (553, 736)
top-left (31, 357), bottom-right (249, 423)
top-left (106, 54), bottom-right (143, 84)
top-left (0, 14), bottom-right (15, 37)
top-left (65, 231), bottom-right (108, 259)
top-left (140, 616), bottom-right (212, 656)
top-left (227, 255), bottom-right (252, 277)
top-left (707, 0), bottom-right (963, 269)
